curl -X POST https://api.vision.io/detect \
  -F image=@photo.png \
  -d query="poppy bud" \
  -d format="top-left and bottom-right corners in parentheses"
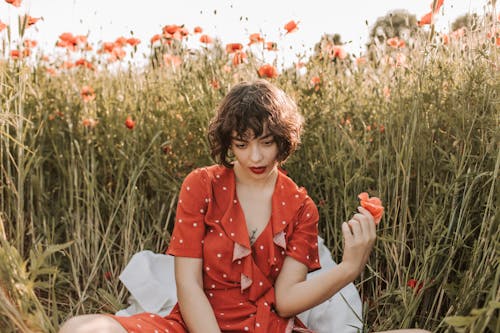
top-left (125, 116), bottom-right (135, 129)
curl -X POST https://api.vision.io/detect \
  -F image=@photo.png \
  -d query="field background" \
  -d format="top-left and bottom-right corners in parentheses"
top-left (1, 4), bottom-right (499, 333)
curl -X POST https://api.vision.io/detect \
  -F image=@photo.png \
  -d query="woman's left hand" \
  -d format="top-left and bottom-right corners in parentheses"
top-left (340, 206), bottom-right (377, 279)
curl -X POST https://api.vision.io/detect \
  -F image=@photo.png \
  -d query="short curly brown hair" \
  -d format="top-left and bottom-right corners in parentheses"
top-left (208, 80), bottom-right (304, 168)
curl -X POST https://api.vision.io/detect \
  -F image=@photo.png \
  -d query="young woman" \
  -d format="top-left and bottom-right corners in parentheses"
top-left (59, 80), bottom-right (429, 333)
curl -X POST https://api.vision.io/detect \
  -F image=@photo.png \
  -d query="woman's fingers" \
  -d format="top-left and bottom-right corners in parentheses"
top-left (348, 218), bottom-right (362, 236)
top-left (357, 206), bottom-right (377, 239)
top-left (342, 222), bottom-right (354, 241)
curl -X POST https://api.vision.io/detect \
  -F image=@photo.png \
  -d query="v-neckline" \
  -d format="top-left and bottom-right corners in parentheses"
top-left (232, 168), bottom-right (280, 247)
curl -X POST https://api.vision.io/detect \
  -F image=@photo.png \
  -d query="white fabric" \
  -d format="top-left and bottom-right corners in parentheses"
top-left (116, 237), bottom-right (363, 333)
top-left (116, 251), bottom-right (177, 317)
top-left (296, 237), bottom-right (363, 333)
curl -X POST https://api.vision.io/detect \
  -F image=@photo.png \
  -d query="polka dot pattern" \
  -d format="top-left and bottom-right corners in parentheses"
top-left (111, 165), bottom-right (319, 333)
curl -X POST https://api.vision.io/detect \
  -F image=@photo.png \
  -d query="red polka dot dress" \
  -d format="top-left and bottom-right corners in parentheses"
top-left (111, 165), bottom-right (321, 333)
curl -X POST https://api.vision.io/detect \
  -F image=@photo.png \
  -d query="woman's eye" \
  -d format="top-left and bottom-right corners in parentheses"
top-left (234, 143), bottom-right (246, 148)
top-left (263, 141), bottom-right (274, 145)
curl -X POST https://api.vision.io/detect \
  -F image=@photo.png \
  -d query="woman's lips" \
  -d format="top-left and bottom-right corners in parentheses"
top-left (250, 167), bottom-right (266, 174)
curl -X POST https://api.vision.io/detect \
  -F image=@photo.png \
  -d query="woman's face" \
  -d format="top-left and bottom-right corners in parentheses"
top-left (230, 128), bottom-right (279, 179)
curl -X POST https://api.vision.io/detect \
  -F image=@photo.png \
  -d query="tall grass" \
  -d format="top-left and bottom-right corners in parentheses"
top-left (0, 15), bottom-right (499, 333)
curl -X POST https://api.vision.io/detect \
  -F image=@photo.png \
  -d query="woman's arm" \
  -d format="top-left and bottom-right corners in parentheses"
top-left (175, 257), bottom-right (222, 333)
top-left (274, 206), bottom-right (376, 318)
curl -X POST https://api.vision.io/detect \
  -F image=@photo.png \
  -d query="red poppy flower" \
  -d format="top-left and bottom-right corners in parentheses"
top-left (194, 26), bottom-right (203, 34)
top-left (56, 33), bottom-right (86, 51)
top-left (125, 116), bottom-right (135, 129)
top-left (0, 20), bottom-right (8, 32)
top-left (23, 39), bottom-right (37, 48)
top-left (100, 42), bottom-right (114, 54)
top-left (284, 20), bottom-right (299, 34)
top-left (210, 79), bottom-right (220, 89)
top-left (407, 279), bottom-right (424, 293)
top-left (114, 36), bottom-right (127, 47)
top-left (59, 32), bottom-right (74, 43)
top-left (225, 43), bottom-right (243, 53)
top-left (265, 42), bottom-right (277, 51)
top-left (75, 58), bottom-right (94, 70)
top-left (310, 76), bottom-right (321, 91)
top-left (163, 24), bottom-right (182, 35)
top-left (248, 33), bottom-right (264, 46)
top-left (25, 15), bottom-right (41, 27)
top-left (329, 45), bottom-right (347, 60)
top-left (10, 49), bottom-right (20, 59)
top-left (432, 0), bottom-right (444, 12)
top-left (387, 37), bottom-right (405, 48)
top-left (232, 51), bottom-right (247, 66)
top-left (150, 34), bottom-right (161, 44)
top-left (110, 47), bottom-right (126, 61)
top-left (418, 0), bottom-right (444, 26)
top-left (162, 25), bottom-right (188, 41)
top-left (199, 34), bottom-right (213, 44)
top-left (127, 38), bottom-right (141, 47)
top-left (80, 86), bottom-right (96, 103)
top-left (5, 0), bottom-right (21, 7)
top-left (358, 192), bottom-right (384, 225)
top-left (82, 118), bottom-right (98, 128)
top-left (418, 12), bottom-right (433, 26)
top-left (257, 64), bottom-right (278, 79)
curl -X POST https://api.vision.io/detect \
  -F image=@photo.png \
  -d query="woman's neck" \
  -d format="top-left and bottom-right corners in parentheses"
top-left (233, 162), bottom-right (279, 189)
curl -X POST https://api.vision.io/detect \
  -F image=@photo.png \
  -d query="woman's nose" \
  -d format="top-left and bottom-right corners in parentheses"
top-left (250, 145), bottom-right (263, 162)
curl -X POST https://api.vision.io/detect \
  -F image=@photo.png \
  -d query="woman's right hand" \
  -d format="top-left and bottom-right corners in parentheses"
top-left (340, 206), bottom-right (377, 279)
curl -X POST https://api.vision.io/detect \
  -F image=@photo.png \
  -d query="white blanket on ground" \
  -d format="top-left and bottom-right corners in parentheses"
top-left (116, 237), bottom-right (363, 333)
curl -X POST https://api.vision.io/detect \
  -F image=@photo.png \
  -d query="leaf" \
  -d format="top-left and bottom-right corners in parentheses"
top-left (470, 307), bottom-right (487, 316)
top-left (488, 301), bottom-right (500, 309)
top-left (444, 315), bottom-right (477, 327)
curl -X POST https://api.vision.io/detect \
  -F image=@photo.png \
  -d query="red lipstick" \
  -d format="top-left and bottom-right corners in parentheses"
top-left (250, 167), bottom-right (266, 174)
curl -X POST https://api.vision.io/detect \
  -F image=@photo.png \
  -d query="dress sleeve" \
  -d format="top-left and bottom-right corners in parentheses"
top-left (286, 198), bottom-right (321, 272)
top-left (166, 168), bottom-right (210, 258)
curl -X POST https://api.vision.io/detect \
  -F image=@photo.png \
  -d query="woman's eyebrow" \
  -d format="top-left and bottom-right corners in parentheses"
top-left (231, 136), bottom-right (248, 141)
top-left (258, 133), bottom-right (273, 140)
top-left (231, 133), bottom-right (272, 141)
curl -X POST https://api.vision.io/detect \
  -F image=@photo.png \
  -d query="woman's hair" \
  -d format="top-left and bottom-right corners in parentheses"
top-left (208, 79), bottom-right (304, 168)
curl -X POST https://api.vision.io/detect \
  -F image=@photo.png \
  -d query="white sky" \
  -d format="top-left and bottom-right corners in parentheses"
top-left (0, 0), bottom-right (496, 67)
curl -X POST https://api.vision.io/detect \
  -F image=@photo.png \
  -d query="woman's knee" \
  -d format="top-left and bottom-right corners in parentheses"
top-left (59, 314), bottom-right (126, 333)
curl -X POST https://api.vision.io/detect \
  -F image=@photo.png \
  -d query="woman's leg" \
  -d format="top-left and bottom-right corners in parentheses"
top-left (59, 314), bottom-right (127, 333)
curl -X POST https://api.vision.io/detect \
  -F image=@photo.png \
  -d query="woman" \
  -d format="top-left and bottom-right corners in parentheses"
top-left (59, 80), bottom-right (429, 333)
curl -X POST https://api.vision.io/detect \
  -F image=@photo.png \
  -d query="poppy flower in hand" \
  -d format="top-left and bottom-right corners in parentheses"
top-left (358, 192), bottom-right (384, 225)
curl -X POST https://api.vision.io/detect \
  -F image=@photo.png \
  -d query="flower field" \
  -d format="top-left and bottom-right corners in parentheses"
top-left (0, 0), bottom-right (499, 332)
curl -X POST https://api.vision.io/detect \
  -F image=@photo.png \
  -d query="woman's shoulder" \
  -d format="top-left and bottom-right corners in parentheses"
top-left (276, 168), bottom-right (316, 207)
top-left (277, 169), bottom-right (309, 196)
top-left (183, 164), bottom-right (230, 184)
